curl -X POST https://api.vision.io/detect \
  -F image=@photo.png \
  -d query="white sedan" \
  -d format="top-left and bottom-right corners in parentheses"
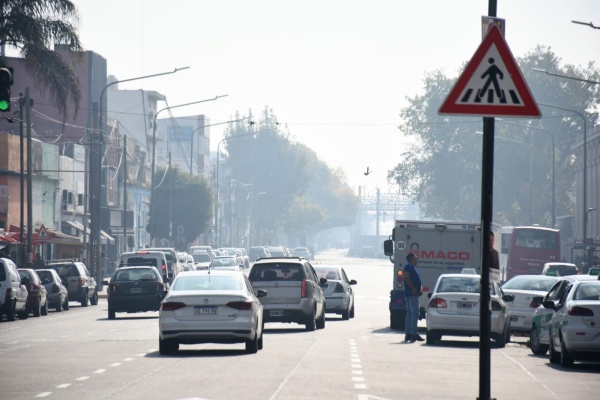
top-left (426, 274), bottom-right (513, 347)
top-left (501, 275), bottom-right (558, 334)
top-left (545, 280), bottom-right (600, 367)
top-left (158, 270), bottom-right (266, 354)
top-left (314, 265), bottom-right (357, 320)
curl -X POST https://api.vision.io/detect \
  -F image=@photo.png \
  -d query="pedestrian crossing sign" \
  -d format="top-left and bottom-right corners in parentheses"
top-left (438, 24), bottom-right (541, 118)
top-left (34, 224), bottom-right (51, 242)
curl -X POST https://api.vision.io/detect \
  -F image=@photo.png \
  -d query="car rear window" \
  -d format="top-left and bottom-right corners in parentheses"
top-left (115, 268), bottom-right (159, 282)
top-left (547, 265), bottom-right (578, 276)
top-left (502, 276), bottom-right (557, 291)
top-left (36, 270), bottom-right (53, 281)
top-left (123, 257), bottom-right (158, 268)
top-left (50, 264), bottom-right (79, 277)
top-left (573, 282), bottom-right (600, 301)
top-left (172, 275), bottom-right (242, 291)
top-left (437, 277), bottom-right (481, 293)
top-left (314, 268), bottom-right (339, 280)
top-left (250, 263), bottom-right (305, 281)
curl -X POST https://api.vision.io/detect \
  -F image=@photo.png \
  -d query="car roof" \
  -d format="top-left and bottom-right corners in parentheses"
top-left (439, 273), bottom-right (480, 278)
top-left (254, 257), bottom-right (306, 263)
top-left (177, 269), bottom-right (242, 277)
top-left (558, 274), bottom-right (597, 282)
top-left (115, 266), bottom-right (156, 271)
top-left (544, 262), bottom-right (577, 267)
top-left (313, 264), bottom-right (342, 270)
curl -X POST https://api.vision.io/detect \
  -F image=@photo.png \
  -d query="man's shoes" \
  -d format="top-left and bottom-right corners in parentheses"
top-left (405, 334), bottom-right (412, 342)
top-left (412, 334), bottom-right (425, 342)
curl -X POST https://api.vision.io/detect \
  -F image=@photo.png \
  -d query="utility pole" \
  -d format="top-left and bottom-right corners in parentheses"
top-left (123, 135), bottom-right (128, 252)
top-left (19, 94), bottom-right (24, 260)
top-left (25, 88), bottom-right (33, 267)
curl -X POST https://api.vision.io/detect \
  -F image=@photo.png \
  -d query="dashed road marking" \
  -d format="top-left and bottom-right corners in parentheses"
top-left (75, 376), bottom-right (89, 381)
top-left (35, 392), bottom-right (51, 398)
top-left (56, 384), bottom-right (70, 389)
top-left (123, 357), bottom-right (134, 362)
top-left (94, 369), bottom-right (106, 374)
top-left (110, 362), bottom-right (121, 367)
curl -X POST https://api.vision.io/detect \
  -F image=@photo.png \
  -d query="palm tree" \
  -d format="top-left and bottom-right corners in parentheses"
top-left (0, 0), bottom-right (82, 122)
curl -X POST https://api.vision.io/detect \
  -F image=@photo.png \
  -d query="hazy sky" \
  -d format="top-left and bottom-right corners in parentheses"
top-left (71, 0), bottom-right (600, 193)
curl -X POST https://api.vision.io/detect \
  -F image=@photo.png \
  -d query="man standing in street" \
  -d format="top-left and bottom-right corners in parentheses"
top-left (404, 252), bottom-right (423, 343)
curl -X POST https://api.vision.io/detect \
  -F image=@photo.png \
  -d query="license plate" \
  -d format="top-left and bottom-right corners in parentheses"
top-left (130, 288), bottom-right (142, 294)
top-left (194, 306), bottom-right (217, 315)
top-left (510, 315), bottom-right (519, 322)
top-left (457, 302), bottom-right (474, 309)
top-left (270, 310), bottom-right (284, 317)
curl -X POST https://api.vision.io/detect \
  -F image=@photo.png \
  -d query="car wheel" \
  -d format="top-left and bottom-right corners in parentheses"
top-left (81, 290), bottom-right (89, 307)
top-left (530, 324), bottom-right (548, 355)
top-left (305, 309), bottom-right (317, 331)
top-left (341, 307), bottom-right (350, 321)
top-left (349, 304), bottom-right (355, 319)
top-left (504, 323), bottom-right (511, 344)
top-left (390, 310), bottom-right (406, 331)
top-left (426, 330), bottom-right (440, 345)
top-left (559, 334), bottom-right (574, 368)
top-left (55, 299), bottom-right (62, 313)
top-left (108, 307), bottom-right (116, 320)
top-left (245, 332), bottom-right (259, 354)
top-left (32, 301), bottom-right (41, 317)
top-left (90, 290), bottom-right (99, 306)
top-left (548, 332), bottom-right (560, 364)
top-left (6, 300), bottom-right (16, 321)
top-left (62, 296), bottom-right (69, 311)
top-left (17, 303), bottom-right (28, 319)
top-left (316, 308), bottom-right (326, 329)
top-left (41, 299), bottom-right (48, 316)
top-left (258, 331), bottom-right (264, 350)
top-left (159, 338), bottom-right (179, 355)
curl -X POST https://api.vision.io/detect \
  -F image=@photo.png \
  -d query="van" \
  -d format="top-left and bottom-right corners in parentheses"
top-left (0, 257), bottom-right (28, 321)
top-left (119, 251), bottom-right (170, 282)
top-left (144, 247), bottom-right (181, 279)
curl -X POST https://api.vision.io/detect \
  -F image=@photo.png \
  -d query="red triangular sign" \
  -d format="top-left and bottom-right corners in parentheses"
top-left (34, 224), bottom-right (51, 241)
top-left (438, 25), bottom-right (541, 118)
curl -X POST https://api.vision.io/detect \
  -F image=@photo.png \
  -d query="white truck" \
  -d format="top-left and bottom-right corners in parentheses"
top-left (383, 220), bottom-right (482, 330)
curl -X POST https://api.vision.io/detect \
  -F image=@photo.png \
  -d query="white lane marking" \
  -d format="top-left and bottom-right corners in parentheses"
top-left (35, 392), bottom-right (51, 398)
top-left (75, 376), bottom-right (89, 381)
top-left (56, 384), bottom-right (70, 389)
top-left (123, 358), bottom-right (133, 362)
top-left (500, 350), bottom-right (559, 399)
top-left (351, 357), bottom-right (361, 363)
top-left (351, 363), bottom-right (362, 369)
top-left (352, 370), bottom-right (363, 375)
top-left (136, 353), bottom-right (147, 357)
top-left (267, 341), bottom-right (318, 400)
top-left (110, 363), bottom-right (121, 367)
top-left (355, 384), bottom-right (367, 390)
top-left (352, 376), bottom-right (366, 382)
top-left (94, 369), bottom-right (106, 374)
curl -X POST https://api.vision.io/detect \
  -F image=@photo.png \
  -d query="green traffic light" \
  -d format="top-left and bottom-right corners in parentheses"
top-left (0, 99), bottom-right (9, 111)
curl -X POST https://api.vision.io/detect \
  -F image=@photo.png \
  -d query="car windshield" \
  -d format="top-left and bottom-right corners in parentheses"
top-left (546, 264), bottom-right (578, 276)
top-left (115, 268), bottom-right (157, 282)
top-left (210, 257), bottom-right (237, 267)
top-left (314, 267), bottom-right (340, 280)
top-left (437, 277), bottom-right (481, 293)
top-left (193, 254), bottom-right (211, 263)
top-left (502, 276), bottom-right (557, 291)
top-left (172, 275), bottom-right (242, 291)
top-left (250, 263), bottom-right (304, 281)
top-left (573, 282), bottom-right (600, 301)
top-left (36, 270), bottom-right (53, 281)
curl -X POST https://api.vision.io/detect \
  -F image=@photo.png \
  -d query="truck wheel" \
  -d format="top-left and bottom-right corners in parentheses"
top-left (390, 310), bottom-right (406, 331)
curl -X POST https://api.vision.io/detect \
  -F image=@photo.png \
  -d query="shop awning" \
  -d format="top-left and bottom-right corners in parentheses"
top-left (65, 220), bottom-right (115, 245)
top-left (9, 226), bottom-right (82, 245)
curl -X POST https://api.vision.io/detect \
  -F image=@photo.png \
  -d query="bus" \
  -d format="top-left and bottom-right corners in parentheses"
top-left (504, 226), bottom-right (560, 281)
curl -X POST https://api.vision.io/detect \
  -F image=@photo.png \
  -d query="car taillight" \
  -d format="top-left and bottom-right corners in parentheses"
top-left (529, 299), bottom-right (542, 308)
top-left (491, 300), bottom-right (503, 311)
top-left (569, 306), bottom-right (594, 316)
top-left (161, 302), bottom-right (186, 311)
top-left (428, 298), bottom-right (447, 308)
top-left (227, 301), bottom-right (253, 310)
top-left (334, 283), bottom-right (345, 293)
top-left (162, 262), bottom-right (167, 271)
top-left (109, 284), bottom-right (116, 294)
top-left (77, 277), bottom-right (85, 287)
top-left (301, 279), bottom-right (307, 298)
top-left (52, 284), bottom-right (60, 293)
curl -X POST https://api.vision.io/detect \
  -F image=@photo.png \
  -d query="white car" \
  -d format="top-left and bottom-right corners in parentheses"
top-left (426, 274), bottom-right (513, 347)
top-left (0, 257), bottom-right (28, 321)
top-left (191, 250), bottom-right (211, 270)
top-left (545, 280), bottom-right (600, 367)
top-left (159, 270), bottom-right (266, 354)
top-left (529, 274), bottom-right (598, 355)
top-left (314, 265), bottom-right (356, 320)
top-left (501, 275), bottom-right (558, 334)
top-left (209, 255), bottom-right (245, 271)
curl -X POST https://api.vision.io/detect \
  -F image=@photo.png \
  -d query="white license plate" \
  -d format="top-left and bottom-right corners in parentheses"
top-left (130, 288), bottom-right (142, 294)
top-left (510, 315), bottom-right (519, 322)
top-left (270, 310), bottom-right (284, 317)
top-left (195, 306), bottom-right (217, 315)
top-left (457, 302), bottom-right (474, 309)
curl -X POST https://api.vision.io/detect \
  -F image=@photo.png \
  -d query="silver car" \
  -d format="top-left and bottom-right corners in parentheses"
top-left (158, 270), bottom-right (266, 354)
top-left (314, 265), bottom-right (356, 320)
top-left (36, 268), bottom-right (69, 312)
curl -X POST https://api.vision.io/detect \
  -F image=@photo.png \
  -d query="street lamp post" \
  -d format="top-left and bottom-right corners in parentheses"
top-left (496, 119), bottom-right (556, 227)
top-left (93, 66), bottom-right (189, 275)
top-left (190, 118), bottom-right (247, 175)
top-left (149, 95), bottom-right (228, 244)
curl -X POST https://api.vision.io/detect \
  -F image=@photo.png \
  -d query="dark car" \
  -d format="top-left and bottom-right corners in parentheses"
top-left (18, 268), bottom-right (49, 317)
top-left (36, 268), bottom-right (69, 312)
top-left (103, 266), bottom-right (166, 319)
top-left (48, 261), bottom-right (98, 307)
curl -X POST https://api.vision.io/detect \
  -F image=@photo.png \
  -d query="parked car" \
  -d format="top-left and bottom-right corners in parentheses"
top-left (545, 280), bottom-right (600, 367)
top-left (248, 257), bottom-right (327, 331)
top-left (36, 268), bottom-right (69, 312)
top-left (542, 262), bottom-right (580, 277)
top-left (501, 275), bottom-right (558, 334)
top-left (0, 257), bottom-right (28, 321)
top-left (529, 274), bottom-right (598, 355)
top-left (47, 260), bottom-right (98, 307)
top-left (209, 255), bottom-right (245, 271)
top-left (119, 250), bottom-right (170, 283)
top-left (314, 264), bottom-right (356, 320)
top-left (103, 266), bottom-right (166, 320)
top-left (158, 269), bottom-right (266, 354)
top-left (18, 268), bottom-right (49, 317)
top-left (191, 250), bottom-right (211, 270)
top-left (426, 274), bottom-right (514, 347)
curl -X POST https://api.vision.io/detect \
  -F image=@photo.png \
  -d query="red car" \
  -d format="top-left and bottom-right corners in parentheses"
top-left (18, 269), bottom-right (49, 317)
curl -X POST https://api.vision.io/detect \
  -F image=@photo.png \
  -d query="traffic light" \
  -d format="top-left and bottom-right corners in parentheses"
top-left (0, 66), bottom-right (14, 112)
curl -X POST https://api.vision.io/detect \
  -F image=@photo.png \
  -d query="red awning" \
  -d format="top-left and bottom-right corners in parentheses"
top-left (0, 233), bottom-right (19, 244)
top-left (8, 225), bottom-right (81, 245)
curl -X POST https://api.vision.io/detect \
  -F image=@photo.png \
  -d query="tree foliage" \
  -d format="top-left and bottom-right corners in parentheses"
top-left (0, 0), bottom-right (82, 122)
top-left (388, 46), bottom-right (599, 227)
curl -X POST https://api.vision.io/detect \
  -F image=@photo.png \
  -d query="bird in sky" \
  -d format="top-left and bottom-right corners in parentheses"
top-left (364, 167), bottom-right (372, 176)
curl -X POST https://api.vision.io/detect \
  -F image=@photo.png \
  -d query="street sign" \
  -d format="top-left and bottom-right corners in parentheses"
top-left (438, 25), bottom-right (541, 118)
top-left (34, 224), bottom-right (51, 242)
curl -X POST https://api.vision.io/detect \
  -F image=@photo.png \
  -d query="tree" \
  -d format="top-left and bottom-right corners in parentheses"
top-left (149, 167), bottom-right (213, 250)
top-left (0, 0), bottom-right (82, 121)
top-left (388, 46), bottom-right (599, 226)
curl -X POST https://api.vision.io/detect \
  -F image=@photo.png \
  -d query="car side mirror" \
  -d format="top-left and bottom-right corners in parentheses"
top-left (427, 292), bottom-right (433, 299)
top-left (383, 239), bottom-right (394, 257)
top-left (349, 279), bottom-right (357, 285)
top-left (319, 277), bottom-right (328, 286)
top-left (542, 300), bottom-right (556, 310)
top-left (502, 294), bottom-right (515, 302)
top-left (102, 280), bottom-right (110, 286)
top-left (256, 289), bottom-right (267, 298)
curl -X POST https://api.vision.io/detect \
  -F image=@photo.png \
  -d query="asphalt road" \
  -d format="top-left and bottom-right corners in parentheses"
top-left (1, 249), bottom-right (598, 400)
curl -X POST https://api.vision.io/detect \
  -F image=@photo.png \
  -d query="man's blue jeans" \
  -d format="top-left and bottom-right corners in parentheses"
top-left (405, 295), bottom-right (419, 335)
